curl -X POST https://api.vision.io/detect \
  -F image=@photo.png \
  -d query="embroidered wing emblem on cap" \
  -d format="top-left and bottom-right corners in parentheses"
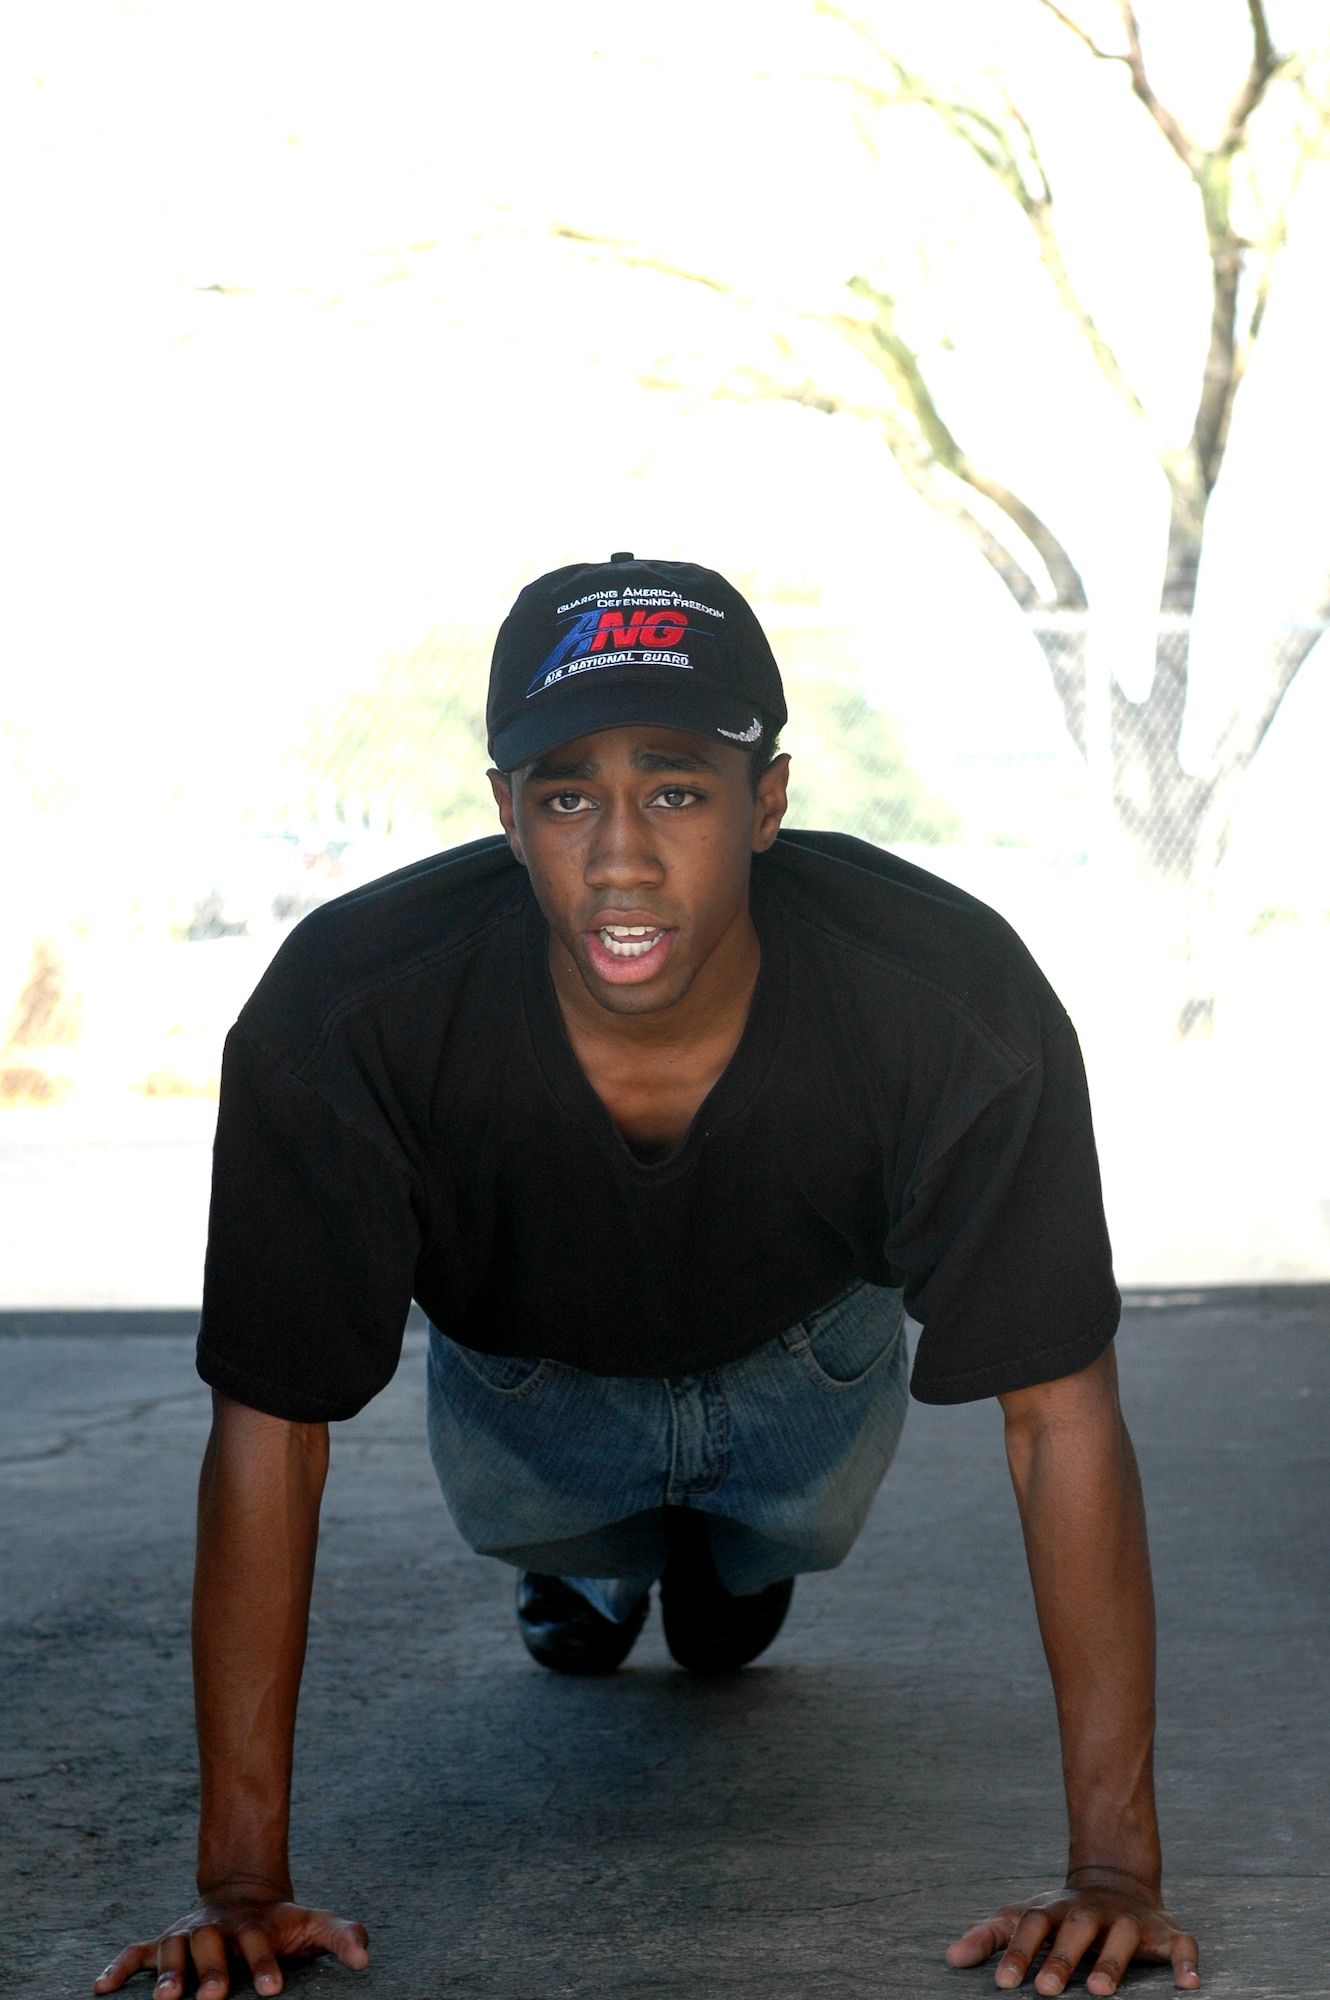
top-left (717, 716), bottom-right (763, 743)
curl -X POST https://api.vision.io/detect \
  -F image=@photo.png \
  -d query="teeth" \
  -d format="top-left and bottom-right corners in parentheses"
top-left (598, 926), bottom-right (664, 959)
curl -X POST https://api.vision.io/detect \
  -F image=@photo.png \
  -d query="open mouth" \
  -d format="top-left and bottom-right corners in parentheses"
top-left (597, 925), bottom-right (665, 960)
top-left (583, 922), bottom-right (677, 982)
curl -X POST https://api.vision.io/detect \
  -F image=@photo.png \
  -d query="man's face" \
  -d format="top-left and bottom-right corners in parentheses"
top-left (489, 725), bottom-right (789, 1017)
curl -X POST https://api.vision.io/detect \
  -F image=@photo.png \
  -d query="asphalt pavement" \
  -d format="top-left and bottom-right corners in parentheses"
top-left (2, 1291), bottom-right (1327, 1999)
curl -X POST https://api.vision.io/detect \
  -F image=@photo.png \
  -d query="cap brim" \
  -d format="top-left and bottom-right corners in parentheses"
top-left (489, 672), bottom-right (770, 769)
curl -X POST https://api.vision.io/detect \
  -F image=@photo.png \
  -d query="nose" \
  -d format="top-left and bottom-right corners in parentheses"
top-left (582, 793), bottom-right (666, 894)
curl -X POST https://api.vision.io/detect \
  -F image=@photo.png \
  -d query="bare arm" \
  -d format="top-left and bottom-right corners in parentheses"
top-left (1004, 1342), bottom-right (1159, 1890)
top-left (96, 1392), bottom-right (369, 1998)
top-left (947, 1345), bottom-right (1199, 1995)
top-left (194, 1392), bottom-right (328, 1903)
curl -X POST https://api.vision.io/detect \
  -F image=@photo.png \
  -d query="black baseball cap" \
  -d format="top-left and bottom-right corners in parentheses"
top-left (486, 553), bottom-right (787, 770)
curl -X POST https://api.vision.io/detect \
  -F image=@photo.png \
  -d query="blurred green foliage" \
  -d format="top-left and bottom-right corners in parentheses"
top-left (290, 620), bottom-right (957, 849)
top-left (291, 625), bottom-right (495, 845)
top-left (776, 675), bottom-right (958, 844)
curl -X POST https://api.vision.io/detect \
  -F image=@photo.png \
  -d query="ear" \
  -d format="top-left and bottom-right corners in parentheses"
top-left (751, 753), bottom-right (790, 853)
top-left (487, 768), bottom-right (526, 865)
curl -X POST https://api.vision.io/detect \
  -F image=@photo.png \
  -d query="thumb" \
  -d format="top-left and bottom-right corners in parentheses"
top-left (323, 1917), bottom-right (370, 1969)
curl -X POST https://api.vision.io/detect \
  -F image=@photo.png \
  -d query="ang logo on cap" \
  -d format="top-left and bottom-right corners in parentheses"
top-left (525, 593), bottom-right (724, 698)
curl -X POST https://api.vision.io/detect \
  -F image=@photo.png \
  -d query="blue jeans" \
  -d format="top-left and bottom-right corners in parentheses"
top-left (425, 1279), bottom-right (910, 1622)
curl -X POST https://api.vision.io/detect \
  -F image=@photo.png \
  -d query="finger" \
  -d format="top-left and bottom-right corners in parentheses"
top-left (153, 1934), bottom-right (188, 2000)
top-left (1128, 1914), bottom-right (1203, 1988)
top-left (1170, 1931), bottom-right (1202, 1990)
top-left (94, 1942), bottom-right (157, 1992)
top-left (325, 1920), bottom-right (370, 1971)
top-left (272, 1910), bottom-right (370, 1971)
top-left (996, 1910), bottom-right (1054, 1990)
top-left (188, 1923), bottom-right (233, 2000)
top-left (1034, 1908), bottom-right (1104, 1995)
top-left (1085, 1916), bottom-right (1142, 1997)
top-left (235, 1922), bottom-right (284, 1997)
top-left (947, 1914), bottom-right (1019, 1968)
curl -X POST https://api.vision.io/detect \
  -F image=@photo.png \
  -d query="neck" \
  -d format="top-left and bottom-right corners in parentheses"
top-left (547, 900), bottom-right (762, 1157)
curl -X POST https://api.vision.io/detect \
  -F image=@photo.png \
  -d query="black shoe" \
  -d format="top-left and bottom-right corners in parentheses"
top-left (516, 1571), bottom-right (649, 1676)
top-left (660, 1507), bottom-right (794, 1674)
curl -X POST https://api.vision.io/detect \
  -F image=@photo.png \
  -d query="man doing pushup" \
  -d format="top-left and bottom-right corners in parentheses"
top-left (97, 554), bottom-right (1200, 1997)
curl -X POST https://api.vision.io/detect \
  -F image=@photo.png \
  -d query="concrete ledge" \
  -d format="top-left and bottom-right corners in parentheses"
top-left (1120, 1282), bottom-right (1330, 1312)
top-left (1, 1291), bottom-right (1326, 1338)
top-left (0, 1303), bottom-right (435, 1337)
top-left (0, 1308), bottom-right (203, 1338)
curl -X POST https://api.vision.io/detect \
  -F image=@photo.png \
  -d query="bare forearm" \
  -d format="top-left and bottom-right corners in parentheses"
top-left (1001, 1348), bottom-right (1160, 1886)
top-left (192, 1392), bottom-right (329, 1895)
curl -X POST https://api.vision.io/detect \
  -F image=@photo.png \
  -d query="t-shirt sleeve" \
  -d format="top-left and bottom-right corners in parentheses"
top-left (196, 1028), bottom-right (422, 1422)
top-left (889, 1016), bottom-right (1120, 1404)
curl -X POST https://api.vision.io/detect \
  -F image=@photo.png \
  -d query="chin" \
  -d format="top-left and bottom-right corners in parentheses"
top-left (580, 960), bottom-right (694, 1014)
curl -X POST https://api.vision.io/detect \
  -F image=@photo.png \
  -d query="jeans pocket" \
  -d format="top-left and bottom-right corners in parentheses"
top-left (782, 1282), bottom-right (904, 1390)
top-left (444, 1337), bottom-right (551, 1398)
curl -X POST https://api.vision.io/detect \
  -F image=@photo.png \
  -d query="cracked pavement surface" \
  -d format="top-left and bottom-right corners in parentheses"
top-left (2, 1295), bottom-right (1328, 1998)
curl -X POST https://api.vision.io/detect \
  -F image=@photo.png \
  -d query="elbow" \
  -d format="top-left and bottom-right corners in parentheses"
top-left (998, 1341), bottom-right (1122, 1442)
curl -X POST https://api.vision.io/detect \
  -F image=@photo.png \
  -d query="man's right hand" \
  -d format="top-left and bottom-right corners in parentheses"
top-left (93, 1887), bottom-right (370, 1997)
top-left (110, 1395), bottom-right (345, 1996)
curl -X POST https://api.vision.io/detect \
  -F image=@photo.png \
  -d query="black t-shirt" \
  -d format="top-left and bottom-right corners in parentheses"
top-left (197, 830), bottom-right (1119, 1422)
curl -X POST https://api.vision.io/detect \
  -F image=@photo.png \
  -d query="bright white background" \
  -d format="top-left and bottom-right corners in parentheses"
top-left (3, 0), bottom-right (1328, 1297)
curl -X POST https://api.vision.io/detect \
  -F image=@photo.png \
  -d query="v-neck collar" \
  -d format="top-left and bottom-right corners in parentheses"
top-left (520, 876), bottom-right (789, 1184)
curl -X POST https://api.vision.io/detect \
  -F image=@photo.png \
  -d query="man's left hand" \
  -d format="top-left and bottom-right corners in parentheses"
top-left (946, 1872), bottom-right (1200, 1994)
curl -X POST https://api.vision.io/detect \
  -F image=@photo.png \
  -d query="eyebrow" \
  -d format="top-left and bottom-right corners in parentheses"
top-left (524, 755), bottom-right (599, 781)
top-left (522, 747), bottom-right (719, 782)
top-left (631, 748), bottom-right (717, 774)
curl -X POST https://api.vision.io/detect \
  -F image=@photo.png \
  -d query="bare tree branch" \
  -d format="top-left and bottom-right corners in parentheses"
top-left (835, 282), bottom-right (1088, 609)
top-left (551, 225), bottom-right (733, 295)
top-left (825, 18), bottom-right (1163, 454)
top-left (819, 3), bottom-right (1324, 613)
top-left (728, 362), bottom-right (1064, 615)
top-left (551, 222), bottom-right (1086, 623)
top-left (1209, 568), bottom-right (1330, 783)
top-left (553, 6), bottom-right (1330, 864)
top-left (1172, 5), bottom-right (1293, 521)
top-left (1220, 0), bottom-right (1285, 152)
top-left (1036, 2), bottom-right (1122, 64)
top-left (1246, 0), bottom-right (1277, 73)
top-left (1039, 0), bottom-right (1308, 604)
top-left (1291, 59), bottom-right (1330, 156)
top-left (1110, 3), bottom-right (1204, 171)
top-left (1020, 192), bottom-right (1157, 436)
top-left (811, 1), bottom-right (901, 75)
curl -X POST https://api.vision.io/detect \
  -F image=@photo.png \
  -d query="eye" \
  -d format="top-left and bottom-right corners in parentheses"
top-left (653, 786), bottom-right (700, 809)
top-left (545, 790), bottom-right (594, 815)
